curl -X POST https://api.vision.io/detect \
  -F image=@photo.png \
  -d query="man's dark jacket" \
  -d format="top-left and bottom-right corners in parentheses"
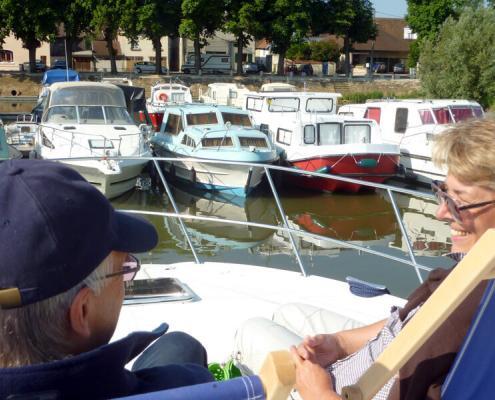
top-left (0, 326), bottom-right (213, 400)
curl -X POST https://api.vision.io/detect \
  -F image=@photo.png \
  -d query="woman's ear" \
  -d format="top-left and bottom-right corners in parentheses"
top-left (69, 287), bottom-right (93, 339)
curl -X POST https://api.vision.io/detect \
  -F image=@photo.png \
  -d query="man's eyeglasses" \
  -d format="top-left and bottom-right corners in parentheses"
top-left (103, 254), bottom-right (140, 282)
top-left (431, 180), bottom-right (495, 223)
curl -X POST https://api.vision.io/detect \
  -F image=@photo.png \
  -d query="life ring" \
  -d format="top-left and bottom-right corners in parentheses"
top-left (155, 90), bottom-right (169, 103)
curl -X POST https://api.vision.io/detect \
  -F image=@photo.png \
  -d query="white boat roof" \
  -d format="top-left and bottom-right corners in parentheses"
top-left (260, 83), bottom-right (297, 92)
top-left (152, 83), bottom-right (190, 91)
top-left (49, 81), bottom-right (120, 91)
top-left (363, 99), bottom-right (481, 107)
top-left (250, 91), bottom-right (342, 99)
top-left (207, 82), bottom-right (247, 89)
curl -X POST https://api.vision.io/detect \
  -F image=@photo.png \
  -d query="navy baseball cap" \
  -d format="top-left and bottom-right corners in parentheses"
top-left (0, 159), bottom-right (158, 308)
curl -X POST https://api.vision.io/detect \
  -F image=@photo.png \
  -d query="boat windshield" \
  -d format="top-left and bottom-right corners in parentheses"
top-left (344, 124), bottom-right (371, 144)
top-left (450, 106), bottom-right (484, 122)
top-left (45, 105), bottom-right (133, 125)
top-left (419, 109), bottom-right (435, 125)
top-left (170, 92), bottom-right (186, 103)
top-left (306, 98), bottom-right (334, 113)
top-left (268, 97), bottom-right (299, 112)
top-left (49, 86), bottom-right (126, 107)
top-left (221, 112), bottom-right (252, 127)
top-left (318, 123), bottom-right (341, 145)
top-left (186, 112), bottom-right (219, 125)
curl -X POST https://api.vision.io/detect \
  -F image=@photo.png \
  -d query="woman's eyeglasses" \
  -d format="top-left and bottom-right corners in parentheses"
top-left (103, 254), bottom-right (140, 282)
top-left (431, 180), bottom-right (495, 223)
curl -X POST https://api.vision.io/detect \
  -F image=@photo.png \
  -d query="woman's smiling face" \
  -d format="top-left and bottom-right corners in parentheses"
top-left (436, 174), bottom-right (495, 254)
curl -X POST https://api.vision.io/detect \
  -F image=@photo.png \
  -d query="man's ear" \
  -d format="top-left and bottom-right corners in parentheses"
top-left (69, 287), bottom-right (93, 339)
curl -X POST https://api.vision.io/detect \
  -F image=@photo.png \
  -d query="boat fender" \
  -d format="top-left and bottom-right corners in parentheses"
top-left (357, 158), bottom-right (377, 168)
top-left (345, 276), bottom-right (390, 298)
top-left (155, 91), bottom-right (169, 103)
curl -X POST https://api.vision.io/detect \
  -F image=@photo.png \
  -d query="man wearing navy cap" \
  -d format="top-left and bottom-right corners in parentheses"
top-left (0, 159), bottom-right (213, 399)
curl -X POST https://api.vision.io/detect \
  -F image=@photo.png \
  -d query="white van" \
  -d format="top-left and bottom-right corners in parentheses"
top-left (181, 54), bottom-right (231, 74)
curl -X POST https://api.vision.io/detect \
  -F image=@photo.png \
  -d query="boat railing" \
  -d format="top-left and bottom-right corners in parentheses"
top-left (55, 155), bottom-right (439, 285)
top-left (38, 123), bottom-right (150, 158)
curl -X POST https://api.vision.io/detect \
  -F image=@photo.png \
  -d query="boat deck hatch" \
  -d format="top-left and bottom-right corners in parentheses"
top-left (124, 277), bottom-right (196, 305)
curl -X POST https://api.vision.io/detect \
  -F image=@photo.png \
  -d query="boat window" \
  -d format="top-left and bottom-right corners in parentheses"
top-left (79, 106), bottom-right (105, 124)
top-left (318, 123), bottom-right (341, 145)
top-left (344, 124), bottom-right (371, 144)
top-left (50, 86), bottom-right (126, 107)
top-left (306, 98), bottom-right (334, 113)
top-left (394, 108), bottom-right (408, 133)
top-left (201, 137), bottom-right (233, 147)
top-left (104, 107), bottom-right (133, 125)
top-left (419, 109), bottom-right (435, 124)
top-left (246, 97), bottom-right (263, 111)
top-left (268, 97), bottom-right (299, 112)
top-left (186, 112), bottom-right (218, 125)
top-left (229, 89), bottom-right (238, 99)
top-left (450, 107), bottom-right (474, 122)
top-left (473, 106), bottom-right (484, 117)
top-left (221, 112), bottom-right (252, 127)
top-left (181, 135), bottom-right (196, 147)
top-left (164, 114), bottom-right (182, 135)
top-left (239, 137), bottom-right (268, 148)
top-left (304, 125), bottom-right (316, 144)
top-left (170, 92), bottom-right (185, 103)
top-left (212, 91), bottom-right (216, 100)
top-left (45, 106), bottom-right (78, 123)
top-left (364, 107), bottom-right (381, 124)
top-left (276, 128), bottom-right (292, 145)
top-left (433, 108), bottom-right (453, 124)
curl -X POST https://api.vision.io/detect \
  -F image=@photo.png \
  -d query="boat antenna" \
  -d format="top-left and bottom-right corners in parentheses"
top-left (64, 38), bottom-right (69, 81)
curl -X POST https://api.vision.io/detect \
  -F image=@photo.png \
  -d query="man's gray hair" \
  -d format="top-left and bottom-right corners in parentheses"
top-left (0, 254), bottom-right (115, 367)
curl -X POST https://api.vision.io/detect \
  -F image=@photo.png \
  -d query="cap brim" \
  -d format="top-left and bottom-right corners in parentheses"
top-left (113, 211), bottom-right (158, 253)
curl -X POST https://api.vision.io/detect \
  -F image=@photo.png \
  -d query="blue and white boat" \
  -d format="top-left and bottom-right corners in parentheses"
top-left (151, 104), bottom-right (278, 196)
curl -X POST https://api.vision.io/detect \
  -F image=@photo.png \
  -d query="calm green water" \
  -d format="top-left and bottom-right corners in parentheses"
top-left (112, 180), bottom-right (454, 299)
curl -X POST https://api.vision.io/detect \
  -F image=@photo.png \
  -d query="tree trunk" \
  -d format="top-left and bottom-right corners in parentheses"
top-left (194, 33), bottom-right (201, 74)
top-left (344, 35), bottom-right (351, 77)
top-left (277, 48), bottom-right (286, 76)
top-left (153, 36), bottom-right (163, 74)
top-left (105, 28), bottom-right (117, 74)
top-left (28, 46), bottom-right (37, 73)
top-left (236, 36), bottom-right (243, 75)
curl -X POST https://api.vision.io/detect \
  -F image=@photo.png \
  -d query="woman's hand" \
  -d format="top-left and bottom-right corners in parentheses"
top-left (294, 334), bottom-right (343, 367)
top-left (290, 345), bottom-right (341, 400)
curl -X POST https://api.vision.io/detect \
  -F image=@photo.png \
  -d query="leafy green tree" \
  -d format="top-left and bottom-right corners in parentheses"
top-left (309, 40), bottom-right (339, 62)
top-left (286, 42), bottom-right (311, 61)
top-left (0, 0), bottom-right (58, 72)
top-left (223, 0), bottom-right (263, 75)
top-left (419, 6), bottom-right (495, 108)
top-left (310, 0), bottom-right (376, 76)
top-left (55, 0), bottom-right (94, 69)
top-left (121, 0), bottom-right (181, 74)
top-left (179, 0), bottom-right (225, 74)
top-left (87, 0), bottom-right (126, 74)
top-left (257, 0), bottom-right (311, 75)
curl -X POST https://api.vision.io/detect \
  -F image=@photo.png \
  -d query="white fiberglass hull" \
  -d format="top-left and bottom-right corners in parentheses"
top-left (62, 158), bottom-right (148, 199)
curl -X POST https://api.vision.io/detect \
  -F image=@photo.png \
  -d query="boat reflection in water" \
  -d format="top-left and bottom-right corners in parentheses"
top-left (390, 192), bottom-right (452, 256)
top-left (271, 190), bottom-right (397, 254)
top-left (163, 183), bottom-right (278, 253)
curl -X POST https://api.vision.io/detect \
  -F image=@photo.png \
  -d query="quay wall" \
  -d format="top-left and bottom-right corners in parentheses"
top-left (0, 72), bottom-right (422, 99)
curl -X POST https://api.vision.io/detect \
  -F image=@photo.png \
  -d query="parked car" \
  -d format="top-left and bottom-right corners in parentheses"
top-left (133, 61), bottom-right (168, 74)
top-left (372, 62), bottom-right (386, 73)
top-left (242, 62), bottom-right (266, 74)
top-left (393, 63), bottom-right (406, 74)
top-left (51, 60), bottom-right (67, 70)
top-left (22, 60), bottom-right (47, 72)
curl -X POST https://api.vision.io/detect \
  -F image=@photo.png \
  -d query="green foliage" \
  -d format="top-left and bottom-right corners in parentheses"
top-left (419, 7), bottom-right (495, 108)
top-left (341, 91), bottom-right (384, 104)
top-left (286, 42), bottom-right (311, 60)
top-left (310, 41), bottom-right (340, 62)
top-left (179, 0), bottom-right (224, 45)
top-left (407, 40), bottom-right (421, 69)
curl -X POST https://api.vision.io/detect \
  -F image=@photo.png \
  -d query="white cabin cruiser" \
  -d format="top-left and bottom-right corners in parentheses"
top-left (200, 83), bottom-right (252, 108)
top-left (338, 99), bottom-right (484, 184)
top-left (4, 114), bottom-right (38, 157)
top-left (245, 92), bottom-right (400, 192)
top-left (147, 82), bottom-right (193, 131)
top-left (151, 104), bottom-right (278, 196)
top-left (35, 82), bottom-right (151, 199)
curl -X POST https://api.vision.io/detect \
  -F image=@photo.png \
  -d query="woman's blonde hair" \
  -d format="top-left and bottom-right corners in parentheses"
top-left (432, 116), bottom-right (495, 190)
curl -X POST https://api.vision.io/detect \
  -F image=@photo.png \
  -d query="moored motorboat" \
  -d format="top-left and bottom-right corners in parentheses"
top-left (3, 114), bottom-right (38, 157)
top-left (0, 124), bottom-right (22, 161)
top-left (35, 82), bottom-right (152, 199)
top-left (146, 82), bottom-right (193, 131)
top-left (150, 104), bottom-right (278, 196)
top-left (338, 99), bottom-right (484, 184)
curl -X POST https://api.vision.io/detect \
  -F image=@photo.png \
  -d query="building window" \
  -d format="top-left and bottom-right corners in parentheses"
top-left (0, 50), bottom-right (14, 62)
top-left (130, 40), bottom-right (141, 51)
